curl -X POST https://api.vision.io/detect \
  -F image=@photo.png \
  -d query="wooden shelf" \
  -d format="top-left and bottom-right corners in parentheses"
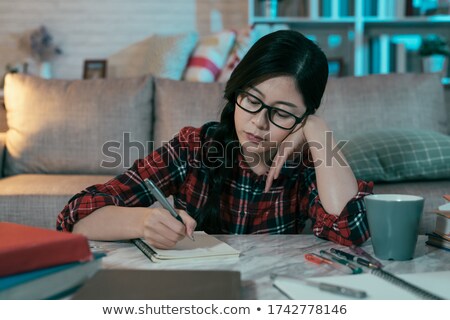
top-left (252, 17), bottom-right (354, 29)
top-left (364, 16), bottom-right (450, 34)
top-left (364, 15), bottom-right (450, 24)
top-left (252, 16), bottom-right (355, 23)
top-left (249, 0), bottom-right (450, 77)
top-left (252, 16), bottom-right (450, 30)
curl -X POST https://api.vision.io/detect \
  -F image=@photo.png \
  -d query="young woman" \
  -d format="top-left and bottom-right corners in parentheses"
top-left (57, 30), bottom-right (373, 249)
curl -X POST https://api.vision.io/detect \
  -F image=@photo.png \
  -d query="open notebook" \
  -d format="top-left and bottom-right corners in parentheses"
top-left (132, 231), bottom-right (240, 262)
top-left (272, 270), bottom-right (450, 300)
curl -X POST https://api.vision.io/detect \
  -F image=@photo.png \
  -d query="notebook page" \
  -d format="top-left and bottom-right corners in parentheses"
top-left (143, 231), bottom-right (240, 260)
top-left (273, 271), bottom-right (450, 300)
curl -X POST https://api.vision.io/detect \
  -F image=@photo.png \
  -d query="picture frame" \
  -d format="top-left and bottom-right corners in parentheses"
top-left (83, 59), bottom-right (107, 79)
top-left (328, 58), bottom-right (344, 77)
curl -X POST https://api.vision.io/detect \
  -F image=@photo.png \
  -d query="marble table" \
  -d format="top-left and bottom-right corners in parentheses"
top-left (89, 235), bottom-right (450, 299)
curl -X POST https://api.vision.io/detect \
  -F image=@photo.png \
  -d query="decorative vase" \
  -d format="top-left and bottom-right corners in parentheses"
top-left (422, 55), bottom-right (446, 74)
top-left (39, 61), bottom-right (52, 79)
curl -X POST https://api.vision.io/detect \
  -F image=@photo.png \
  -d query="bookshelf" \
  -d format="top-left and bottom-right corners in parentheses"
top-left (249, 0), bottom-right (450, 82)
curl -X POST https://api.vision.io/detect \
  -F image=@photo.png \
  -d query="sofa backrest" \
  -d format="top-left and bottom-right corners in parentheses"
top-left (318, 73), bottom-right (448, 139)
top-left (152, 78), bottom-right (226, 148)
top-left (1, 72), bottom-right (448, 176)
top-left (150, 73), bottom-right (449, 145)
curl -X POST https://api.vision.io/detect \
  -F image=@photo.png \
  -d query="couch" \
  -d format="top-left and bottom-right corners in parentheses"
top-left (0, 72), bottom-right (449, 234)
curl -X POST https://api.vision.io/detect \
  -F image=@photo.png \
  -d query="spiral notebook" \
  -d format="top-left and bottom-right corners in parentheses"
top-left (273, 270), bottom-right (450, 300)
top-left (132, 231), bottom-right (240, 263)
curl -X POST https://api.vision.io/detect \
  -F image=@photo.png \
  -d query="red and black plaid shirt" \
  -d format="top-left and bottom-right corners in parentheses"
top-left (57, 123), bottom-right (373, 246)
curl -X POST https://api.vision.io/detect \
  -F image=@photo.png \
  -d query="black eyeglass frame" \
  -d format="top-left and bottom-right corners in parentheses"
top-left (235, 90), bottom-right (309, 130)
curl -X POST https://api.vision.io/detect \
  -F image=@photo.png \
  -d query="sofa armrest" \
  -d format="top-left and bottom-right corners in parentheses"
top-left (0, 132), bottom-right (5, 178)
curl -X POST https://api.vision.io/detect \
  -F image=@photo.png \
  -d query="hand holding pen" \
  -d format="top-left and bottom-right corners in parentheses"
top-left (143, 179), bottom-right (196, 247)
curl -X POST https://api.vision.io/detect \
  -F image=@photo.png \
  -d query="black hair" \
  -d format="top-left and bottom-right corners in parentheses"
top-left (195, 30), bottom-right (329, 233)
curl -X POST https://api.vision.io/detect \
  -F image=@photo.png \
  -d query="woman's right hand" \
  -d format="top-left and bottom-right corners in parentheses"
top-left (142, 208), bottom-right (197, 249)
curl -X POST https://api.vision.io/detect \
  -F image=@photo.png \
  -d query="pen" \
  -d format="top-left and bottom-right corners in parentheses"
top-left (271, 274), bottom-right (367, 299)
top-left (330, 248), bottom-right (379, 269)
top-left (144, 178), bottom-right (195, 241)
top-left (319, 250), bottom-right (363, 274)
top-left (349, 245), bottom-right (383, 268)
top-left (304, 253), bottom-right (352, 274)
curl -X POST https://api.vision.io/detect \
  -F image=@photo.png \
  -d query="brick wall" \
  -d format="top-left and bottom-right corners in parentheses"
top-left (0, 0), bottom-right (247, 79)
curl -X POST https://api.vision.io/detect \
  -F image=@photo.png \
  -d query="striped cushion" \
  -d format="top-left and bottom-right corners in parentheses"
top-left (217, 26), bottom-right (256, 83)
top-left (342, 129), bottom-right (450, 182)
top-left (183, 31), bottom-right (236, 82)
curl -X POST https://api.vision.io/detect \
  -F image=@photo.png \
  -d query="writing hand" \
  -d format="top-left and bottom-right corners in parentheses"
top-left (142, 208), bottom-right (196, 249)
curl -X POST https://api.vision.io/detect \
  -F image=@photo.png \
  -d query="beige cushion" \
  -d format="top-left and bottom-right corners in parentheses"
top-left (318, 73), bottom-right (448, 139)
top-left (108, 33), bottom-right (198, 80)
top-left (153, 78), bottom-right (225, 147)
top-left (4, 74), bottom-right (153, 176)
top-left (0, 174), bottom-right (114, 229)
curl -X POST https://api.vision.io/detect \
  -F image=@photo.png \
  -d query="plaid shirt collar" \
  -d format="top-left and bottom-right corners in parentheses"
top-left (235, 151), bottom-right (303, 179)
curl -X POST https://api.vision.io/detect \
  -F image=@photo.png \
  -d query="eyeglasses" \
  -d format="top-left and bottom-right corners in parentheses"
top-left (235, 90), bottom-right (308, 130)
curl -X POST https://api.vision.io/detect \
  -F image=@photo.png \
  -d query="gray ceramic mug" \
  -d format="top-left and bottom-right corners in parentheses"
top-left (365, 194), bottom-right (424, 261)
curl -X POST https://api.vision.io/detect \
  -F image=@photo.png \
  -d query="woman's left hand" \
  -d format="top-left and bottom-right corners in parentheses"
top-left (264, 115), bottom-right (327, 192)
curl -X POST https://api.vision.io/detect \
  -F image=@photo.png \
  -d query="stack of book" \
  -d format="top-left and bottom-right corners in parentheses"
top-left (0, 222), bottom-right (103, 299)
top-left (426, 195), bottom-right (450, 251)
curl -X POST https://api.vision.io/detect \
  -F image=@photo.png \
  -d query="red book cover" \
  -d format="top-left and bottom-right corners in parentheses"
top-left (0, 222), bottom-right (92, 277)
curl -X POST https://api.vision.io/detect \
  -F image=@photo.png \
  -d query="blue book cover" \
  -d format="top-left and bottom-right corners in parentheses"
top-left (369, 37), bottom-right (381, 74)
top-left (0, 252), bottom-right (105, 299)
top-left (321, 0), bottom-right (332, 17)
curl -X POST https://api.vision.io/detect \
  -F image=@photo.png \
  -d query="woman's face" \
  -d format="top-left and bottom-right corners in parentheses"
top-left (234, 76), bottom-right (307, 163)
